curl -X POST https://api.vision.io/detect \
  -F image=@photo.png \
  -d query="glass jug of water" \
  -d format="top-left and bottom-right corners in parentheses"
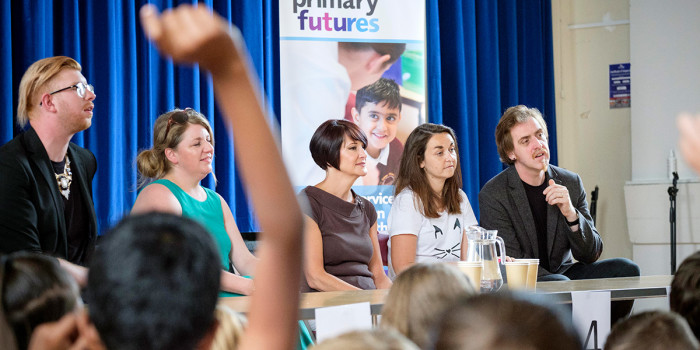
top-left (465, 226), bottom-right (506, 292)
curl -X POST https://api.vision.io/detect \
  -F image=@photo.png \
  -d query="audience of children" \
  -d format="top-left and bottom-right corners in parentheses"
top-left (605, 310), bottom-right (699, 350)
top-left (210, 305), bottom-right (246, 350)
top-left (311, 329), bottom-right (418, 350)
top-left (670, 250), bottom-right (700, 340)
top-left (379, 263), bottom-right (475, 349)
top-left (0, 252), bottom-right (103, 350)
top-left (87, 213), bottom-right (221, 350)
top-left (430, 293), bottom-right (581, 350)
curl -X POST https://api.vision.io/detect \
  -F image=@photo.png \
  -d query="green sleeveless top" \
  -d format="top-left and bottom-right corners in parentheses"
top-left (151, 179), bottom-right (232, 272)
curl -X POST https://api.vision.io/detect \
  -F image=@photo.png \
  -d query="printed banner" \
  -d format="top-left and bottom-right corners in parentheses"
top-left (279, 0), bottom-right (427, 232)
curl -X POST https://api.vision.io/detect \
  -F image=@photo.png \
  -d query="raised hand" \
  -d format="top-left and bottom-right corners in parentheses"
top-left (678, 113), bottom-right (700, 174)
top-left (28, 311), bottom-right (105, 350)
top-left (139, 4), bottom-right (243, 76)
top-left (543, 179), bottom-right (577, 222)
top-left (140, 4), bottom-right (303, 350)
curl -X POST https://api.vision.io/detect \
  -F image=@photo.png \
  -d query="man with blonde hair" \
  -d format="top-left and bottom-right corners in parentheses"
top-left (0, 56), bottom-right (97, 283)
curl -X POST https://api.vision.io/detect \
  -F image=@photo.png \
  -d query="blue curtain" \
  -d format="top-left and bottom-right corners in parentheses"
top-left (427, 0), bottom-right (557, 219)
top-left (0, 0), bottom-right (554, 232)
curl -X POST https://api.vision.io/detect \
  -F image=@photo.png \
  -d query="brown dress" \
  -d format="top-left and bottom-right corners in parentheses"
top-left (299, 186), bottom-right (378, 292)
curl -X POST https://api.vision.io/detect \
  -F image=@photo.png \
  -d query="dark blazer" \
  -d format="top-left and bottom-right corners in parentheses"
top-left (0, 127), bottom-right (97, 265)
top-left (478, 165), bottom-right (602, 276)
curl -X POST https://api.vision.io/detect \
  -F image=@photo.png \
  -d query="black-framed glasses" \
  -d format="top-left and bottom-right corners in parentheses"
top-left (164, 108), bottom-right (193, 139)
top-left (49, 82), bottom-right (95, 99)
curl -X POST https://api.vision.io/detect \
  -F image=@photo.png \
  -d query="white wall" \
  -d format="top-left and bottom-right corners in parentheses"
top-left (625, 0), bottom-right (700, 278)
top-left (625, 182), bottom-right (700, 272)
top-left (552, 0), bottom-right (633, 260)
top-left (630, 0), bottom-right (700, 181)
top-left (552, 0), bottom-right (700, 313)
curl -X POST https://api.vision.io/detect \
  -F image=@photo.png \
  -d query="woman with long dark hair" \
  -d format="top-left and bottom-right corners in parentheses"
top-left (387, 123), bottom-right (478, 277)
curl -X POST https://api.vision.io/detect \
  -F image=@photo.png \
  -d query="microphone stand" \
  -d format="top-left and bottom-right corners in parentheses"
top-left (668, 172), bottom-right (679, 274)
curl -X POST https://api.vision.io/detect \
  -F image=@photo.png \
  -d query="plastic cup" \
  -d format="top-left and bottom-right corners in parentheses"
top-left (505, 261), bottom-right (529, 290)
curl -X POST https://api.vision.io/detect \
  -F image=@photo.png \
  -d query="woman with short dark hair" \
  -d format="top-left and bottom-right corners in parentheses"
top-left (300, 119), bottom-right (392, 292)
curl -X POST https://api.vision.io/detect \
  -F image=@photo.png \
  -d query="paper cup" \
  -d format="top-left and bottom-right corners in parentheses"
top-left (505, 261), bottom-right (529, 290)
top-left (515, 259), bottom-right (540, 290)
top-left (457, 261), bottom-right (484, 291)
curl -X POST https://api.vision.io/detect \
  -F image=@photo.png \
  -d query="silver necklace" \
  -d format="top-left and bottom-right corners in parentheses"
top-left (55, 156), bottom-right (72, 200)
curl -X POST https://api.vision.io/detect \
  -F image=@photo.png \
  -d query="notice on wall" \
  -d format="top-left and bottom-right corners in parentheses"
top-left (610, 63), bottom-right (630, 109)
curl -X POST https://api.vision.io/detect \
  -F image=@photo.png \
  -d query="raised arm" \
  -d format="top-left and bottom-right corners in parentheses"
top-left (678, 113), bottom-right (700, 174)
top-left (140, 5), bottom-right (303, 350)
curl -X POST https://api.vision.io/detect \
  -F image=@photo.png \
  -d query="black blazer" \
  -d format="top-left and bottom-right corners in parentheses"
top-left (479, 165), bottom-right (602, 276)
top-left (0, 127), bottom-right (97, 264)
